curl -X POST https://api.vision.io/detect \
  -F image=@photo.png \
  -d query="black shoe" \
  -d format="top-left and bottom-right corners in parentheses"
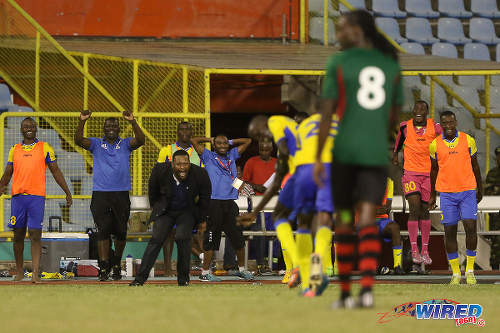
top-left (178, 281), bottom-right (189, 286)
top-left (129, 279), bottom-right (144, 286)
top-left (111, 265), bottom-right (122, 281)
top-left (391, 266), bottom-right (406, 275)
top-left (98, 268), bottom-right (110, 281)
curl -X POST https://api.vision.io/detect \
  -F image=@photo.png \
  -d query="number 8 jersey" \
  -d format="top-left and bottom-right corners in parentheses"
top-left (322, 48), bottom-right (403, 166)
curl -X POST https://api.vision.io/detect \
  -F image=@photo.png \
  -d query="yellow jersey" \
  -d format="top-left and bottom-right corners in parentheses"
top-left (268, 115), bottom-right (298, 174)
top-left (295, 113), bottom-right (338, 167)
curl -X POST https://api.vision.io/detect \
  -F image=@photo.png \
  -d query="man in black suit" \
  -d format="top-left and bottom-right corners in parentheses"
top-left (130, 149), bottom-right (211, 286)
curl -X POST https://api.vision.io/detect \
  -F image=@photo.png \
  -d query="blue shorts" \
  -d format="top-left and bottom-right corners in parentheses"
top-left (293, 164), bottom-right (334, 217)
top-left (278, 173), bottom-right (296, 210)
top-left (376, 218), bottom-right (393, 243)
top-left (8, 194), bottom-right (45, 230)
top-left (440, 190), bottom-right (477, 225)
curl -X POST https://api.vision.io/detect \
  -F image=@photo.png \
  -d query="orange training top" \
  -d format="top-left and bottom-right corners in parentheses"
top-left (8, 141), bottom-right (56, 196)
top-left (433, 132), bottom-right (476, 193)
top-left (403, 118), bottom-right (436, 173)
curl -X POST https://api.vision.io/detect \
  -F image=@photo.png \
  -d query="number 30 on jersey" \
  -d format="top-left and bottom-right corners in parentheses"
top-left (357, 66), bottom-right (386, 110)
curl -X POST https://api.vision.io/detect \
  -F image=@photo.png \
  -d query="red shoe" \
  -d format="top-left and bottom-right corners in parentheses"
top-left (421, 252), bottom-right (432, 265)
top-left (287, 267), bottom-right (301, 289)
top-left (412, 251), bottom-right (423, 264)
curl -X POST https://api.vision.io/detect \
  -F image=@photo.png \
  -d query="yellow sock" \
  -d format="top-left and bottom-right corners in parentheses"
top-left (275, 222), bottom-right (298, 267)
top-left (314, 226), bottom-right (332, 274)
top-left (324, 241), bottom-right (333, 273)
top-left (282, 247), bottom-right (293, 272)
top-left (449, 258), bottom-right (461, 276)
top-left (466, 255), bottom-right (476, 272)
top-left (393, 246), bottom-right (402, 268)
top-left (333, 242), bottom-right (338, 274)
top-left (296, 229), bottom-right (313, 291)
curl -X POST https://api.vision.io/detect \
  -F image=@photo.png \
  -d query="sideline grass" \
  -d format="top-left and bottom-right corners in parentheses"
top-left (1, 283), bottom-right (498, 332)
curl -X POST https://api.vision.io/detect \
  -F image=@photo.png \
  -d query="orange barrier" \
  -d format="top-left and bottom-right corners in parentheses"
top-left (14, 0), bottom-right (300, 39)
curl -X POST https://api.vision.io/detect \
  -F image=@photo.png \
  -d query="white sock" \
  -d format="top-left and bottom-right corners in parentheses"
top-left (239, 266), bottom-right (245, 272)
top-left (201, 269), bottom-right (210, 275)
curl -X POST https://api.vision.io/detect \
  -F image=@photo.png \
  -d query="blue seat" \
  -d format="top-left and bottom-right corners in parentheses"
top-left (372, 0), bottom-right (406, 18)
top-left (470, 0), bottom-right (500, 18)
top-left (401, 42), bottom-right (425, 55)
top-left (406, 18), bottom-right (439, 45)
top-left (431, 43), bottom-right (458, 58)
top-left (437, 18), bottom-right (471, 45)
top-left (0, 84), bottom-right (13, 108)
top-left (438, 0), bottom-right (472, 18)
top-left (339, 0), bottom-right (366, 13)
top-left (469, 18), bottom-right (500, 45)
top-left (464, 43), bottom-right (491, 61)
top-left (375, 17), bottom-right (408, 44)
top-left (405, 0), bottom-right (439, 18)
top-left (497, 44), bottom-right (500, 62)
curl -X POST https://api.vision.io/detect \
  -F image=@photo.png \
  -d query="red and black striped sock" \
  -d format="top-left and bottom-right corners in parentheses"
top-left (335, 229), bottom-right (357, 299)
top-left (358, 225), bottom-right (381, 294)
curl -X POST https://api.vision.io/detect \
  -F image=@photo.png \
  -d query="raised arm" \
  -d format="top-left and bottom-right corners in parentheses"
top-left (48, 162), bottom-right (72, 207)
top-left (123, 111), bottom-right (145, 149)
top-left (0, 164), bottom-right (13, 194)
top-left (75, 110), bottom-right (92, 149)
top-left (471, 155), bottom-right (483, 204)
top-left (191, 137), bottom-right (212, 156)
top-left (230, 138), bottom-right (252, 155)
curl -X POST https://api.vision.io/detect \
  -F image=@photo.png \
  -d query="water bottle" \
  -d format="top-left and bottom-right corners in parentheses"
top-left (126, 255), bottom-right (133, 277)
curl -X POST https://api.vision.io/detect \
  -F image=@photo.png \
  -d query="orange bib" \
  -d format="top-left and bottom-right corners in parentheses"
top-left (435, 132), bottom-right (476, 193)
top-left (11, 142), bottom-right (47, 196)
top-left (404, 118), bottom-right (436, 173)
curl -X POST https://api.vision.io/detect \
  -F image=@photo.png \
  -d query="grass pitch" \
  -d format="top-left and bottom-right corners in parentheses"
top-left (1, 283), bottom-right (498, 332)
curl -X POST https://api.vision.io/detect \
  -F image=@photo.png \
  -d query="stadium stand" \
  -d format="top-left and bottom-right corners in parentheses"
top-left (375, 17), bottom-right (408, 43)
top-left (372, 0), bottom-right (406, 18)
top-left (308, 0), bottom-right (338, 16)
top-left (309, 17), bottom-right (335, 44)
top-left (405, 0), bottom-right (440, 18)
top-left (0, 83), bottom-right (33, 115)
top-left (470, 0), bottom-right (500, 18)
top-left (400, 42), bottom-right (425, 55)
top-left (438, 0), bottom-right (473, 18)
top-left (432, 42), bottom-right (458, 58)
top-left (339, 0), bottom-right (366, 13)
top-left (469, 18), bottom-right (500, 45)
top-left (464, 42), bottom-right (491, 60)
top-left (451, 86), bottom-right (483, 112)
top-left (406, 18), bottom-right (439, 45)
top-left (438, 17), bottom-right (472, 45)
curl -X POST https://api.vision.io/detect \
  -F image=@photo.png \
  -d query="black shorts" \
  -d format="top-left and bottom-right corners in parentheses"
top-left (90, 191), bottom-right (130, 240)
top-left (203, 199), bottom-right (244, 251)
top-left (331, 162), bottom-right (387, 209)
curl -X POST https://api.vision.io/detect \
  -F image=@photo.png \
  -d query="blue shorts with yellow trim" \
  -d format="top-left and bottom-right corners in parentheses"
top-left (440, 190), bottom-right (477, 225)
top-left (8, 194), bottom-right (45, 230)
top-left (376, 218), bottom-right (393, 243)
top-left (278, 173), bottom-right (296, 210)
top-left (293, 164), bottom-right (334, 218)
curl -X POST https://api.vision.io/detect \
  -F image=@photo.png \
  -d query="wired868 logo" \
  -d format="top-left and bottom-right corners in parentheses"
top-left (377, 299), bottom-right (486, 327)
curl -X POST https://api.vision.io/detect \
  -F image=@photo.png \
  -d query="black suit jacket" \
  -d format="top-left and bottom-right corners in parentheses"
top-left (148, 162), bottom-right (211, 224)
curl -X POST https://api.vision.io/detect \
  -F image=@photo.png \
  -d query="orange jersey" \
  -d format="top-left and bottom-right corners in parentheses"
top-left (8, 141), bottom-right (56, 196)
top-left (403, 119), bottom-right (437, 173)
top-left (431, 132), bottom-right (477, 193)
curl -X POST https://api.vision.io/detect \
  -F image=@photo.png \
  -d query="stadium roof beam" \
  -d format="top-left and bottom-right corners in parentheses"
top-left (58, 40), bottom-right (500, 73)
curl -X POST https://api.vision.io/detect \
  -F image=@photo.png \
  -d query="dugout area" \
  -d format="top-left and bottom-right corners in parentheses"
top-left (1, 0), bottom-right (500, 275)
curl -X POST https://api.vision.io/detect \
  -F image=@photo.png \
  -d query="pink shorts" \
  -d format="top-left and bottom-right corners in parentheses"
top-left (401, 172), bottom-right (431, 203)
